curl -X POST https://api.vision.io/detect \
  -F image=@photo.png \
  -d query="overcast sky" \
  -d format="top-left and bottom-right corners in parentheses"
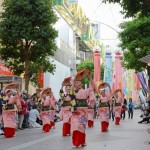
top-left (79, 0), bottom-right (131, 51)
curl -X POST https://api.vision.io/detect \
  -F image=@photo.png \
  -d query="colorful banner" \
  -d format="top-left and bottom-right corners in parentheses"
top-left (93, 51), bottom-right (100, 84)
top-left (104, 52), bottom-right (112, 87)
top-left (38, 72), bottom-right (44, 88)
top-left (126, 69), bottom-right (134, 93)
top-left (81, 24), bottom-right (89, 41)
top-left (137, 72), bottom-right (149, 93)
top-left (112, 52), bottom-right (123, 92)
top-left (66, 0), bottom-right (78, 4)
top-left (91, 23), bottom-right (100, 40)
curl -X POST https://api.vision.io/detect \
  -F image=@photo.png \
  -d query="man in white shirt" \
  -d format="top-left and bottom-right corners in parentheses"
top-left (28, 105), bottom-right (41, 128)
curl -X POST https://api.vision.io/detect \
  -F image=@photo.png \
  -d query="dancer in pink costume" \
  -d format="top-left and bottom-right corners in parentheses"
top-left (59, 77), bottom-right (72, 136)
top-left (113, 89), bottom-right (124, 125)
top-left (71, 69), bottom-right (94, 147)
top-left (2, 84), bottom-right (21, 138)
top-left (87, 89), bottom-right (95, 128)
top-left (40, 88), bottom-right (52, 133)
top-left (97, 82), bottom-right (111, 132)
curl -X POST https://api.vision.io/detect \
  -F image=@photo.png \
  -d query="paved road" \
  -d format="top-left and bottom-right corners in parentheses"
top-left (0, 110), bottom-right (149, 150)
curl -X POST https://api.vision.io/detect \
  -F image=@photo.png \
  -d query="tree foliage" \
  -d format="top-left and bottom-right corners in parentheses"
top-left (102, 0), bottom-right (150, 18)
top-left (77, 60), bottom-right (104, 86)
top-left (119, 17), bottom-right (150, 71)
top-left (0, 0), bottom-right (58, 91)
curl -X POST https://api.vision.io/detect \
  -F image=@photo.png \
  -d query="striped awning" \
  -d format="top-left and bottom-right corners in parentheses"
top-left (139, 55), bottom-right (150, 64)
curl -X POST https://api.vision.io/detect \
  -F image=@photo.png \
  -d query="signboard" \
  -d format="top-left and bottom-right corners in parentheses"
top-left (91, 23), bottom-right (100, 40)
top-left (66, 0), bottom-right (78, 4)
top-left (81, 24), bottom-right (89, 41)
top-left (0, 63), bottom-right (13, 76)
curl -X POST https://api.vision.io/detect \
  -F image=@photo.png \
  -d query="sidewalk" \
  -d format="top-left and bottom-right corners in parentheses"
top-left (0, 110), bottom-right (149, 150)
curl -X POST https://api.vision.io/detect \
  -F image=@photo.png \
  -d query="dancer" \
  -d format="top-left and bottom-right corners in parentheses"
top-left (59, 77), bottom-right (72, 136)
top-left (2, 84), bottom-right (21, 138)
top-left (113, 89), bottom-right (124, 125)
top-left (71, 68), bottom-right (94, 147)
top-left (97, 82), bottom-right (111, 132)
top-left (40, 88), bottom-right (52, 132)
top-left (87, 89), bottom-right (95, 127)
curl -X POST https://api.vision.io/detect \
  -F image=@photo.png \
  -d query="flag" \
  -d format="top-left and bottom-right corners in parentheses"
top-left (104, 52), bottom-right (112, 87)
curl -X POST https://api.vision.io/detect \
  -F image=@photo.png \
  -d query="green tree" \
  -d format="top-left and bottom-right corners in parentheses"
top-left (119, 17), bottom-right (150, 71)
top-left (102, 0), bottom-right (150, 18)
top-left (77, 60), bottom-right (104, 86)
top-left (0, 0), bottom-right (58, 91)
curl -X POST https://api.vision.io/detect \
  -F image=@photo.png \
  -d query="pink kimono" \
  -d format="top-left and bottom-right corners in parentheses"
top-left (40, 98), bottom-right (52, 132)
top-left (71, 107), bottom-right (88, 147)
top-left (71, 88), bottom-right (91, 147)
top-left (98, 95), bottom-right (110, 132)
top-left (49, 95), bottom-right (57, 127)
top-left (2, 95), bottom-right (21, 138)
top-left (87, 90), bottom-right (95, 127)
top-left (114, 96), bottom-right (123, 125)
top-left (59, 106), bottom-right (72, 136)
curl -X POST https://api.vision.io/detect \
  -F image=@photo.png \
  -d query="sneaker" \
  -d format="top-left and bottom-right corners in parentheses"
top-left (18, 128), bottom-right (24, 130)
top-left (138, 121), bottom-right (142, 124)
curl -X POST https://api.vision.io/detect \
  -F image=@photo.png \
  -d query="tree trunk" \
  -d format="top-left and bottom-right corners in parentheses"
top-left (25, 59), bottom-right (30, 92)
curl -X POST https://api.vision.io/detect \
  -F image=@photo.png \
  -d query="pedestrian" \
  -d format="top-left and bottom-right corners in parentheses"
top-left (59, 77), bottom-right (72, 136)
top-left (138, 109), bottom-right (150, 123)
top-left (28, 105), bottom-right (41, 128)
top-left (18, 93), bottom-right (29, 130)
top-left (128, 98), bottom-right (134, 119)
top-left (97, 82), bottom-right (111, 132)
top-left (121, 96), bottom-right (127, 119)
top-left (109, 99), bottom-right (114, 121)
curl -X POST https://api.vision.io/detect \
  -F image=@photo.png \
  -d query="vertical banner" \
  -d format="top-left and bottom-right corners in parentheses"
top-left (91, 23), bottom-right (100, 40)
top-left (38, 72), bottom-right (44, 88)
top-left (126, 69), bottom-right (134, 93)
top-left (54, 0), bottom-right (62, 5)
top-left (66, 0), bottom-right (78, 4)
top-left (104, 52), bottom-right (112, 87)
top-left (93, 50), bottom-right (100, 84)
top-left (81, 24), bottom-right (89, 41)
top-left (112, 52), bottom-right (123, 92)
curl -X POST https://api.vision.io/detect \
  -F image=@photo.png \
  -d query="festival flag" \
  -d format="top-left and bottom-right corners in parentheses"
top-left (112, 52), bottom-right (124, 92)
top-left (104, 52), bottom-right (112, 87)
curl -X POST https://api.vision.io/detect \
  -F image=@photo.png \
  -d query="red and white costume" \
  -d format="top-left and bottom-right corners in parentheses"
top-left (2, 91), bottom-right (21, 138)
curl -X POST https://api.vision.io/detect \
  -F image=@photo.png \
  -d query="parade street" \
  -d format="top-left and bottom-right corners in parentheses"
top-left (0, 110), bottom-right (149, 150)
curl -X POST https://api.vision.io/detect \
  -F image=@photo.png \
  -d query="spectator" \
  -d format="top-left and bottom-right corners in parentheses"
top-left (138, 109), bottom-right (150, 124)
top-left (18, 94), bottom-right (29, 130)
top-left (109, 99), bottom-right (114, 121)
top-left (121, 97), bottom-right (127, 119)
top-left (128, 98), bottom-right (134, 119)
top-left (28, 105), bottom-right (41, 128)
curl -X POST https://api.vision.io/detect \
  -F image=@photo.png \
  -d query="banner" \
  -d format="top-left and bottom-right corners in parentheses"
top-left (81, 24), bottom-right (89, 41)
top-left (104, 52), bottom-right (112, 87)
top-left (91, 23), bottom-right (100, 40)
top-left (137, 72), bottom-right (149, 93)
top-left (66, 0), bottom-right (78, 4)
